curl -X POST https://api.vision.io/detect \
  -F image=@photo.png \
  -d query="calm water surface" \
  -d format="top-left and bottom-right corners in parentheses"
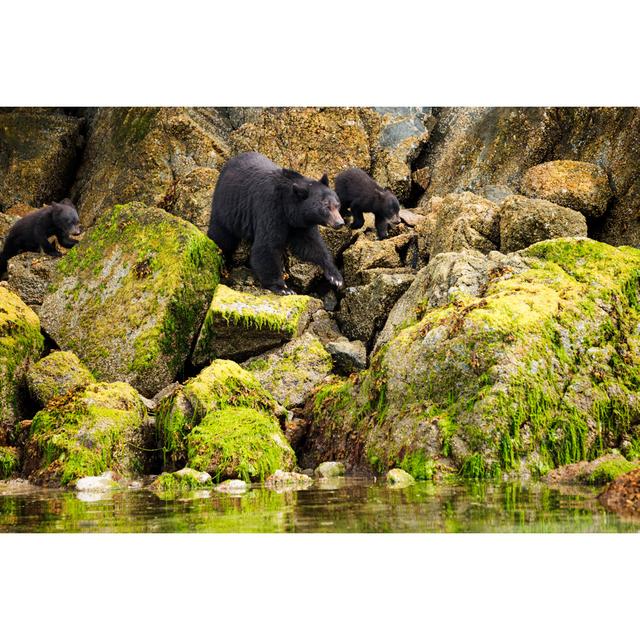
top-left (0, 477), bottom-right (638, 533)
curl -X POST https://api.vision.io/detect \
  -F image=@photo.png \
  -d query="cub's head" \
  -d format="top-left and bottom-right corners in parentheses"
top-left (51, 199), bottom-right (82, 237)
top-left (283, 169), bottom-right (344, 229)
top-left (380, 188), bottom-right (401, 225)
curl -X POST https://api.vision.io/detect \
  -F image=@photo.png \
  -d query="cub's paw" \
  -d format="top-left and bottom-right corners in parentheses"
top-left (269, 284), bottom-right (296, 296)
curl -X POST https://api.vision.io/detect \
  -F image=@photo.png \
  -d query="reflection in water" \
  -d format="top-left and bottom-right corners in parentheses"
top-left (0, 478), bottom-right (638, 533)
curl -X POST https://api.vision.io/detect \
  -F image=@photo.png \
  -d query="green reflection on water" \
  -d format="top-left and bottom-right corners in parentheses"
top-left (0, 478), bottom-right (638, 533)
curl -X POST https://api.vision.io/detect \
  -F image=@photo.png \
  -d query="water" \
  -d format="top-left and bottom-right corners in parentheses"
top-left (0, 477), bottom-right (638, 533)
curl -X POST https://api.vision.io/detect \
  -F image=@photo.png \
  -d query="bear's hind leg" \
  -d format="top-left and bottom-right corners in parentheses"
top-left (350, 205), bottom-right (365, 230)
top-left (250, 242), bottom-right (293, 295)
top-left (208, 219), bottom-right (240, 264)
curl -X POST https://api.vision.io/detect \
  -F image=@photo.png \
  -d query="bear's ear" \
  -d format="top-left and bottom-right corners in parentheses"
top-left (293, 183), bottom-right (309, 200)
top-left (282, 168), bottom-right (299, 181)
top-left (320, 173), bottom-right (329, 187)
top-left (60, 198), bottom-right (75, 207)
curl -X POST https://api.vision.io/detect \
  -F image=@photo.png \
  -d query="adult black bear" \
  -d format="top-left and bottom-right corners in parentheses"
top-left (334, 168), bottom-right (401, 239)
top-left (208, 152), bottom-right (345, 295)
top-left (0, 199), bottom-right (81, 275)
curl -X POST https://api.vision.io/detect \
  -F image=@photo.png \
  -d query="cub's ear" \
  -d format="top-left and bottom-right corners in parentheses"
top-left (293, 183), bottom-right (309, 200)
top-left (60, 198), bottom-right (75, 207)
top-left (320, 173), bottom-right (329, 187)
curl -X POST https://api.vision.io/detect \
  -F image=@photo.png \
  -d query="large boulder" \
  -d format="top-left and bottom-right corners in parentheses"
top-left (156, 359), bottom-right (293, 479)
top-left (192, 284), bottom-right (321, 365)
top-left (6, 252), bottom-right (59, 310)
top-left (0, 109), bottom-right (83, 210)
top-left (499, 195), bottom-right (587, 252)
top-left (25, 381), bottom-right (148, 486)
top-left (520, 160), bottom-right (612, 218)
top-left (305, 239), bottom-right (640, 478)
top-left (243, 332), bottom-right (333, 409)
top-left (0, 286), bottom-right (44, 428)
top-left (71, 107), bottom-right (231, 230)
top-left (39, 202), bottom-right (221, 396)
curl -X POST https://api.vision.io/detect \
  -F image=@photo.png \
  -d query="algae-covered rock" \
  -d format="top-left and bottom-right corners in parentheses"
top-left (386, 468), bottom-right (416, 486)
top-left (0, 446), bottom-right (20, 479)
top-left (192, 284), bottom-right (321, 365)
top-left (0, 110), bottom-right (83, 209)
top-left (314, 461), bottom-right (345, 478)
top-left (6, 252), bottom-right (59, 310)
top-left (0, 286), bottom-right (44, 428)
top-left (39, 202), bottom-right (221, 396)
top-left (499, 195), bottom-right (587, 252)
top-left (72, 107), bottom-right (231, 228)
top-left (149, 467), bottom-right (213, 494)
top-left (26, 350), bottom-right (95, 407)
top-left (520, 160), bottom-right (612, 218)
top-left (306, 238), bottom-right (640, 478)
top-left (243, 332), bottom-right (332, 409)
top-left (156, 359), bottom-right (283, 469)
top-left (188, 406), bottom-right (295, 482)
top-left (26, 381), bottom-right (147, 486)
top-left (542, 452), bottom-right (636, 485)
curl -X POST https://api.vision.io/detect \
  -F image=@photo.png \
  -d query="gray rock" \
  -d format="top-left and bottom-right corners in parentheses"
top-left (326, 340), bottom-right (367, 374)
top-left (214, 479), bottom-right (248, 494)
top-left (7, 252), bottom-right (59, 309)
top-left (314, 461), bottom-right (346, 478)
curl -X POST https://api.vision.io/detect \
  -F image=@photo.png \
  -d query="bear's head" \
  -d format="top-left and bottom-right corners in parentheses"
top-left (51, 199), bottom-right (82, 237)
top-left (379, 188), bottom-right (401, 226)
top-left (283, 169), bottom-right (344, 229)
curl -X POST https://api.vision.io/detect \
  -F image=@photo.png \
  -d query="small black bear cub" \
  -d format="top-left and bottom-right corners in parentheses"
top-left (208, 152), bottom-right (345, 295)
top-left (0, 199), bottom-right (82, 275)
top-left (334, 167), bottom-right (401, 239)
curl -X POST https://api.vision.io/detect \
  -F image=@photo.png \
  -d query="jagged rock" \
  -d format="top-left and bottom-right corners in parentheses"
top-left (374, 250), bottom-right (531, 352)
top-left (337, 272), bottom-right (415, 345)
top-left (0, 286), bottom-right (44, 428)
top-left (26, 350), bottom-right (95, 407)
top-left (499, 195), bottom-right (587, 252)
top-left (520, 160), bottom-right (612, 218)
top-left (307, 239), bottom-right (640, 478)
top-left (314, 461), bottom-right (345, 478)
top-left (39, 203), bottom-right (221, 396)
top-left (416, 192), bottom-right (500, 260)
top-left (243, 332), bottom-right (332, 409)
top-left (6, 252), bottom-right (59, 309)
top-left (0, 110), bottom-right (83, 209)
top-left (326, 340), bottom-right (367, 374)
top-left (72, 107), bottom-right (231, 227)
top-left (26, 381), bottom-right (148, 486)
top-left (192, 284), bottom-right (321, 365)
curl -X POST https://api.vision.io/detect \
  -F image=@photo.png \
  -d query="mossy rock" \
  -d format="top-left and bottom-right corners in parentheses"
top-left (192, 284), bottom-right (320, 365)
top-left (26, 350), bottom-right (95, 407)
top-left (149, 467), bottom-right (213, 496)
top-left (26, 381), bottom-right (148, 486)
top-left (306, 238), bottom-right (640, 478)
top-left (187, 406), bottom-right (295, 482)
top-left (587, 458), bottom-right (638, 485)
top-left (39, 202), bottom-right (222, 396)
top-left (0, 446), bottom-right (20, 479)
top-left (0, 286), bottom-right (44, 428)
top-left (156, 359), bottom-right (282, 469)
top-left (386, 468), bottom-right (416, 486)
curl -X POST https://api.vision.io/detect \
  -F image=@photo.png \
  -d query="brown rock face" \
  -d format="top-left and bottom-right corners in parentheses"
top-left (599, 468), bottom-right (640, 516)
top-left (521, 160), bottom-right (612, 217)
top-left (499, 195), bottom-right (588, 252)
top-left (0, 110), bottom-right (83, 209)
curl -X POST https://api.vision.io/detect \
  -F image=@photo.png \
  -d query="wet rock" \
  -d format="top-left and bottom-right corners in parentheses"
top-left (386, 468), bottom-right (416, 486)
top-left (599, 467), bottom-right (640, 516)
top-left (265, 469), bottom-right (313, 490)
top-left (308, 238), bottom-right (640, 478)
top-left (337, 272), bottom-right (415, 345)
top-left (214, 479), bottom-right (248, 494)
top-left (520, 160), bottom-right (612, 218)
top-left (6, 252), bottom-right (59, 309)
top-left (326, 340), bottom-right (367, 374)
top-left (499, 195), bottom-right (587, 252)
top-left (26, 381), bottom-right (148, 486)
top-left (26, 350), bottom-right (95, 407)
top-left (416, 192), bottom-right (500, 259)
top-left (75, 471), bottom-right (118, 492)
top-left (0, 110), bottom-right (83, 209)
top-left (39, 202), bottom-right (221, 396)
top-left (0, 446), bottom-right (20, 479)
top-left (0, 285), bottom-right (44, 429)
top-left (314, 461), bottom-right (345, 478)
top-left (192, 284), bottom-right (321, 365)
top-left (543, 453), bottom-right (638, 485)
top-left (242, 332), bottom-right (332, 409)
top-left (72, 107), bottom-right (231, 228)
top-left (149, 467), bottom-right (213, 493)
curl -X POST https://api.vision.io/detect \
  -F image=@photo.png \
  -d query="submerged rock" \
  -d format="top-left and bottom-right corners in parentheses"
top-left (499, 195), bottom-right (587, 252)
top-left (192, 284), bottom-right (321, 365)
top-left (26, 381), bottom-right (148, 486)
top-left (520, 160), bottom-right (612, 218)
top-left (386, 468), bottom-right (416, 486)
top-left (314, 461), bottom-right (345, 478)
top-left (39, 202), bottom-right (221, 396)
top-left (26, 350), bottom-right (95, 407)
top-left (0, 286), bottom-right (44, 429)
top-left (306, 238), bottom-right (640, 479)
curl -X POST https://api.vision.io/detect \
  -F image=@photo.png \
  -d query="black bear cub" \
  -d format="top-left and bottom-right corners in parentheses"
top-left (334, 167), bottom-right (401, 239)
top-left (0, 199), bottom-right (82, 275)
top-left (208, 152), bottom-right (345, 295)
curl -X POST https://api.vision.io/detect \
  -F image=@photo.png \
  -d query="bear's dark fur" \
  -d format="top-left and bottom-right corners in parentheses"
top-left (207, 152), bottom-right (345, 295)
top-left (0, 199), bottom-right (81, 275)
top-left (334, 168), bottom-right (401, 239)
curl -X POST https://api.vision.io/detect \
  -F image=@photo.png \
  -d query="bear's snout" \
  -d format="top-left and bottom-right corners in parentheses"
top-left (328, 206), bottom-right (345, 229)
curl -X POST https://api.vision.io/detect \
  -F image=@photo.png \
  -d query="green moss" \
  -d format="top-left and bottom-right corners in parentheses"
top-left (399, 451), bottom-right (436, 481)
top-left (150, 469), bottom-right (213, 495)
top-left (112, 107), bottom-right (161, 146)
top-left (187, 406), bottom-right (295, 482)
top-left (587, 458), bottom-right (638, 485)
top-left (0, 446), bottom-right (20, 479)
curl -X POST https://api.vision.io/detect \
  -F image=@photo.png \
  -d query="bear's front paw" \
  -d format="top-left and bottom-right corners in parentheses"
top-left (269, 284), bottom-right (296, 296)
top-left (325, 271), bottom-right (344, 289)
